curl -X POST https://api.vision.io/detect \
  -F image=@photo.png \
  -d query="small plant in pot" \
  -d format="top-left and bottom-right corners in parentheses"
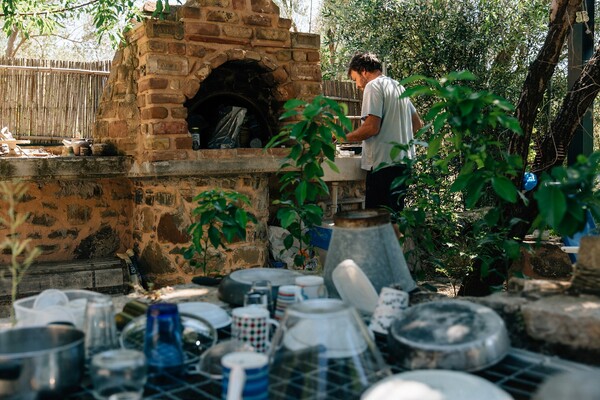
top-left (183, 189), bottom-right (257, 286)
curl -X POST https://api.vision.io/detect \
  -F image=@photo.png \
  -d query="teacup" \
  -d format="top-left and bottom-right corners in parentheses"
top-left (221, 351), bottom-right (268, 400)
top-left (274, 285), bottom-right (303, 321)
top-left (295, 276), bottom-right (327, 300)
top-left (231, 306), bottom-right (279, 353)
top-left (368, 287), bottom-right (409, 334)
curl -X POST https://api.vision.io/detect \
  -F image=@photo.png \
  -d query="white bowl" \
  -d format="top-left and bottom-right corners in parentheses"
top-left (362, 370), bottom-right (513, 400)
top-left (13, 289), bottom-right (103, 329)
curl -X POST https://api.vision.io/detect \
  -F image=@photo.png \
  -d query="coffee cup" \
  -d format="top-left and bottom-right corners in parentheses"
top-left (368, 287), bottom-right (409, 334)
top-left (231, 306), bottom-right (279, 353)
top-left (295, 276), bottom-right (327, 300)
top-left (221, 351), bottom-right (269, 400)
top-left (274, 285), bottom-right (303, 321)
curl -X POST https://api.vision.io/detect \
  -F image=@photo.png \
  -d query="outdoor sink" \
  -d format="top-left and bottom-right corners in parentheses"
top-left (323, 156), bottom-right (366, 182)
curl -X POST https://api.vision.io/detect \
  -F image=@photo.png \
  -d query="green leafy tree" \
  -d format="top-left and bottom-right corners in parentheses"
top-left (320, 0), bottom-right (549, 103)
top-left (266, 95), bottom-right (351, 268)
top-left (389, 71), bottom-right (524, 292)
top-left (0, 0), bottom-right (178, 57)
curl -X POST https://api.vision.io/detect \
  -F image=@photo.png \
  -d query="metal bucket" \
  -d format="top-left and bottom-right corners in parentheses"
top-left (0, 325), bottom-right (85, 399)
top-left (323, 209), bottom-right (416, 297)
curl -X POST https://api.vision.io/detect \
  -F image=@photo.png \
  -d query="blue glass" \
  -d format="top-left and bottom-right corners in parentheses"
top-left (143, 303), bottom-right (185, 375)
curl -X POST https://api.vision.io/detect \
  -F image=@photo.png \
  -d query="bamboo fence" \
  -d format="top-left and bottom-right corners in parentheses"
top-left (0, 58), bottom-right (360, 142)
top-left (0, 57), bottom-right (110, 141)
top-left (322, 80), bottom-right (362, 130)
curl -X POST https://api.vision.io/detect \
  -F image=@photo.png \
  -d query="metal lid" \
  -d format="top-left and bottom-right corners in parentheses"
top-left (333, 209), bottom-right (390, 228)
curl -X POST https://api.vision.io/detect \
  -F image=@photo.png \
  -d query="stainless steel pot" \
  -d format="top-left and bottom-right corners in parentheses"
top-left (388, 300), bottom-right (510, 371)
top-left (0, 325), bottom-right (85, 399)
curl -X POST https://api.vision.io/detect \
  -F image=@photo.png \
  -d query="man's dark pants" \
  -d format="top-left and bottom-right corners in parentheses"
top-left (365, 165), bottom-right (408, 213)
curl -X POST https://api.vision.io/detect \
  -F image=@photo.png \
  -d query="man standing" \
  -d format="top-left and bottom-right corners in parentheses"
top-left (344, 52), bottom-right (423, 213)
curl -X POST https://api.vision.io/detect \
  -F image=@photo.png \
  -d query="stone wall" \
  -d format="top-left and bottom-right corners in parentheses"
top-left (0, 177), bottom-right (132, 264)
top-left (131, 174), bottom-right (269, 286)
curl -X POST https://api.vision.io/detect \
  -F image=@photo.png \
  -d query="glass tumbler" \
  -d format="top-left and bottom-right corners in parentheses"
top-left (249, 280), bottom-right (273, 314)
top-left (91, 349), bottom-right (147, 400)
top-left (144, 303), bottom-right (185, 375)
top-left (84, 295), bottom-right (119, 361)
top-left (244, 292), bottom-right (269, 309)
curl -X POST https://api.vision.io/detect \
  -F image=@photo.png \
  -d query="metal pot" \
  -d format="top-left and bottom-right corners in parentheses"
top-left (0, 325), bottom-right (85, 399)
top-left (218, 268), bottom-right (301, 306)
top-left (388, 300), bottom-right (510, 371)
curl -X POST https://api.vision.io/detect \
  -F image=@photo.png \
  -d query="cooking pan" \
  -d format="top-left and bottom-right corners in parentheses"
top-left (0, 325), bottom-right (85, 399)
top-left (387, 300), bottom-right (510, 371)
top-left (218, 268), bottom-right (301, 306)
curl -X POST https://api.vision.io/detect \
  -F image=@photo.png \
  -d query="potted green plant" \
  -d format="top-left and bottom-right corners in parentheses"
top-left (266, 95), bottom-right (351, 269)
top-left (183, 189), bottom-right (257, 285)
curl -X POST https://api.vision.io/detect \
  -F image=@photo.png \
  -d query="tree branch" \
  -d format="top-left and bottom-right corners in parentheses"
top-left (0, 0), bottom-right (100, 17)
top-left (508, 0), bottom-right (581, 165)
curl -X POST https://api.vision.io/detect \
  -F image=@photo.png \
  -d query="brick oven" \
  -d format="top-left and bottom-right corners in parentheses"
top-left (0, 0), bottom-right (366, 293)
top-left (93, 0), bottom-right (322, 161)
top-left (87, 0), bottom-right (324, 285)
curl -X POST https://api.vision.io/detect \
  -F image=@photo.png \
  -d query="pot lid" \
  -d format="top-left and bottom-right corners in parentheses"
top-left (334, 209), bottom-right (390, 228)
top-left (389, 300), bottom-right (507, 351)
top-left (227, 268), bottom-right (300, 286)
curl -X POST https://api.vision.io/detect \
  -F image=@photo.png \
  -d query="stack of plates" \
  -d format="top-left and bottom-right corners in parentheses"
top-left (178, 302), bottom-right (232, 329)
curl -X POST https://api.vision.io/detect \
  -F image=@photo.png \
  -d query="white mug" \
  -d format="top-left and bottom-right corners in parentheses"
top-left (274, 285), bottom-right (304, 321)
top-left (231, 306), bottom-right (279, 353)
top-left (295, 276), bottom-right (328, 300)
top-left (368, 287), bottom-right (409, 335)
top-left (221, 351), bottom-right (269, 400)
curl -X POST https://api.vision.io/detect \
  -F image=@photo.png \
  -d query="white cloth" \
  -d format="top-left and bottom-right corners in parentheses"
top-left (360, 75), bottom-right (416, 171)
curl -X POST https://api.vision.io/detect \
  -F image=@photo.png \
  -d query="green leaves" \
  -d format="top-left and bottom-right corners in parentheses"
top-left (532, 153), bottom-right (600, 237)
top-left (184, 189), bottom-right (257, 275)
top-left (267, 95), bottom-right (349, 267)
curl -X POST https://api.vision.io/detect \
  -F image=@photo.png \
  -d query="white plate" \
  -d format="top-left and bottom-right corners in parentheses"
top-left (178, 302), bottom-right (232, 329)
top-left (332, 259), bottom-right (379, 314)
top-left (362, 370), bottom-right (514, 400)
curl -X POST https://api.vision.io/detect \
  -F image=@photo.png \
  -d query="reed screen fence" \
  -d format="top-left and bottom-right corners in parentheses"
top-left (0, 57), bottom-right (110, 142)
top-left (0, 57), bottom-right (360, 141)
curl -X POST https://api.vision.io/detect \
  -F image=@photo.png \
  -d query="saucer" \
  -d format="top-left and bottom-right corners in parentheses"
top-left (178, 302), bottom-right (232, 329)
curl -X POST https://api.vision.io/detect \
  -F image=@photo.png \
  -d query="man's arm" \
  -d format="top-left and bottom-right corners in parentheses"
top-left (345, 114), bottom-right (381, 142)
top-left (411, 111), bottom-right (424, 134)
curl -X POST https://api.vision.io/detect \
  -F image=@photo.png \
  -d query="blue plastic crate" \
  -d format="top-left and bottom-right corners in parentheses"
top-left (309, 224), bottom-right (333, 250)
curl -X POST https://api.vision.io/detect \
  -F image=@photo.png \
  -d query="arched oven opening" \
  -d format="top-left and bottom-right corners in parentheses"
top-left (185, 61), bottom-right (280, 149)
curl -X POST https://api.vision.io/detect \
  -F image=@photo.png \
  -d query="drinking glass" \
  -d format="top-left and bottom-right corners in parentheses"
top-left (84, 295), bottom-right (118, 361)
top-left (91, 349), bottom-right (147, 400)
top-left (144, 303), bottom-right (185, 375)
top-left (249, 280), bottom-right (273, 314)
top-left (244, 292), bottom-right (269, 309)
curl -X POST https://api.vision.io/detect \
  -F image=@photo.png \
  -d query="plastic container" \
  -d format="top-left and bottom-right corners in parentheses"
top-left (308, 222), bottom-right (333, 250)
top-left (13, 289), bottom-right (103, 330)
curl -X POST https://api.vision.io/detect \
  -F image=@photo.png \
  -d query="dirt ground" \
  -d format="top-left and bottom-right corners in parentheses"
top-left (417, 277), bottom-right (458, 297)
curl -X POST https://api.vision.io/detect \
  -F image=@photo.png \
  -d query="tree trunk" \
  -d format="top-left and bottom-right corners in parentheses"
top-left (461, 0), bottom-right (589, 296)
top-left (5, 30), bottom-right (18, 58)
top-left (534, 42), bottom-right (600, 171)
top-left (508, 0), bottom-right (581, 165)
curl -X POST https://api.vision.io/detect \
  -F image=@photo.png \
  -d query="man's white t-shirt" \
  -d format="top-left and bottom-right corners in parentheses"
top-left (360, 75), bottom-right (416, 171)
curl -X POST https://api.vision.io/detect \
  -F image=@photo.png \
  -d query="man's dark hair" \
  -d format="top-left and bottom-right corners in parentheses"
top-left (347, 52), bottom-right (382, 77)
